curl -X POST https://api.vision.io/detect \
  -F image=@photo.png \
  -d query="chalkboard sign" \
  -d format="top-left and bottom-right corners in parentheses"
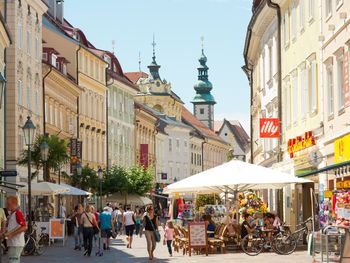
top-left (188, 222), bottom-right (208, 256)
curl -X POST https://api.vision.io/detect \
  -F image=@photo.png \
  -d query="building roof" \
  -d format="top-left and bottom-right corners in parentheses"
top-left (215, 119), bottom-right (250, 150)
top-left (181, 106), bottom-right (227, 144)
top-left (125, 72), bottom-right (149, 84)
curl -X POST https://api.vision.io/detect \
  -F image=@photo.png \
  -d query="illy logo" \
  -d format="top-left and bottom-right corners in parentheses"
top-left (260, 118), bottom-right (280, 138)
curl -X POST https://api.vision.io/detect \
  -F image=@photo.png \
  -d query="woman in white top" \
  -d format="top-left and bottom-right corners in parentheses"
top-left (123, 206), bottom-right (135, 248)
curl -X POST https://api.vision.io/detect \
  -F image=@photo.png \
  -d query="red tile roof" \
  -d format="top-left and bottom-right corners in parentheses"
top-left (125, 72), bottom-right (149, 84)
top-left (181, 107), bottom-right (226, 143)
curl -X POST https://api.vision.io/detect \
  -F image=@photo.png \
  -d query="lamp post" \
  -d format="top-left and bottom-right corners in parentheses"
top-left (22, 116), bottom-right (36, 232)
top-left (97, 166), bottom-right (103, 212)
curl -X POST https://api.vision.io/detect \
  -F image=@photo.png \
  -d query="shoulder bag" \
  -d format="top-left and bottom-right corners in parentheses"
top-left (84, 212), bottom-right (99, 235)
top-left (147, 215), bottom-right (160, 243)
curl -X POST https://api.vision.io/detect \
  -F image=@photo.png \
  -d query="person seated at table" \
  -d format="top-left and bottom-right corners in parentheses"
top-left (264, 213), bottom-right (276, 230)
top-left (253, 212), bottom-right (264, 229)
top-left (271, 211), bottom-right (281, 229)
top-left (203, 215), bottom-right (216, 238)
top-left (241, 213), bottom-right (254, 239)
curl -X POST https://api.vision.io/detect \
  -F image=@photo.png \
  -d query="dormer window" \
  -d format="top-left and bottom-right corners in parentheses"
top-left (62, 64), bottom-right (67, 75)
top-left (42, 52), bottom-right (48, 62)
top-left (104, 55), bottom-right (111, 69)
top-left (51, 54), bottom-right (57, 67)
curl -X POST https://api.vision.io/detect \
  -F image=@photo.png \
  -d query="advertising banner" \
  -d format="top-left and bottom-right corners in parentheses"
top-left (335, 134), bottom-right (350, 164)
top-left (259, 118), bottom-right (280, 138)
top-left (140, 144), bottom-right (149, 169)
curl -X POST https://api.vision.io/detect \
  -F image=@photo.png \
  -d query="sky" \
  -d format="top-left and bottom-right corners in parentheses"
top-left (64, 0), bottom-right (252, 131)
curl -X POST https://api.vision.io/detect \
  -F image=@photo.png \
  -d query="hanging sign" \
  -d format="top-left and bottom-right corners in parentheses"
top-left (287, 131), bottom-right (316, 158)
top-left (259, 118), bottom-right (280, 138)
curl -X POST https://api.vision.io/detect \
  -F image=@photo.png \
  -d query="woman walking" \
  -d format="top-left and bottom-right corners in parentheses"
top-left (80, 205), bottom-right (99, 256)
top-left (135, 206), bottom-right (143, 236)
top-left (71, 204), bottom-right (83, 250)
top-left (164, 220), bottom-right (174, 257)
top-left (140, 205), bottom-right (158, 260)
top-left (123, 206), bottom-right (135, 248)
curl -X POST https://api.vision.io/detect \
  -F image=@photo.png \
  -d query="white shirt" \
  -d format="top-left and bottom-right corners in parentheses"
top-left (107, 207), bottom-right (113, 214)
top-left (7, 210), bottom-right (25, 247)
top-left (123, 211), bottom-right (135, 226)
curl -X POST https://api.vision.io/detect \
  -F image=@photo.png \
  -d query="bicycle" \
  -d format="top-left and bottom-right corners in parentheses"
top-left (22, 223), bottom-right (49, 256)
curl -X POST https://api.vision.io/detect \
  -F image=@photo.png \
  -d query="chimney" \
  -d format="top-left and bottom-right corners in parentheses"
top-left (56, 0), bottom-right (64, 24)
top-left (46, 0), bottom-right (56, 19)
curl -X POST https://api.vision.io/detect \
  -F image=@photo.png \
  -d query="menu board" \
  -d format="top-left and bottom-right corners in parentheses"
top-left (188, 222), bottom-right (208, 256)
top-left (49, 219), bottom-right (65, 240)
top-left (344, 204), bottom-right (350, 220)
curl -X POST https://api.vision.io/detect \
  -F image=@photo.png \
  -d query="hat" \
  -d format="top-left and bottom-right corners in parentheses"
top-left (103, 206), bottom-right (109, 211)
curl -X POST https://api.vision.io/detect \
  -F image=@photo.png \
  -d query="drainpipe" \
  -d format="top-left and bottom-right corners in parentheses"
top-left (266, 0), bottom-right (282, 163)
top-left (201, 138), bottom-right (207, 171)
top-left (3, 0), bottom-right (7, 170)
top-left (42, 66), bottom-right (53, 136)
top-left (105, 70), bottom-right (114, 170)
top-left (76, 45), bottom-right (82, 139)
top-left (242, 63), bottom-right (253, 164)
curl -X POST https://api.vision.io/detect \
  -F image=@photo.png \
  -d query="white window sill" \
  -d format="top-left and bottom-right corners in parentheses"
top-left (336, 1), bottom-right (344, 11)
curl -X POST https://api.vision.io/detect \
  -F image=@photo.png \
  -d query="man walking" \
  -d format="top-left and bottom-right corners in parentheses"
top-left (100, 207), bottom-right (114, 250)
top-left (5, 196), bottom-right (27, 263)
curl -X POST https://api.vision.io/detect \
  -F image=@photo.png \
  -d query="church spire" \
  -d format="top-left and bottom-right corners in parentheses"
top-left (148, 34), bottom-right (161, 80)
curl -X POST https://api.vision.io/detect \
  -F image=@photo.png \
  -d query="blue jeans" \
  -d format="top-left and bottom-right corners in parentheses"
top-left (74, 226), bottom-right (83, 247)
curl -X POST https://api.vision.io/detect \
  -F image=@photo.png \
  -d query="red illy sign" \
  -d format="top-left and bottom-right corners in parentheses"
top-left (260, 118), bottom-right (280, 138)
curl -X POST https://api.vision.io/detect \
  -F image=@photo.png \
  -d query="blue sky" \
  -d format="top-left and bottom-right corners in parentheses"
top-left (64, 0), bottom-right (252, 130)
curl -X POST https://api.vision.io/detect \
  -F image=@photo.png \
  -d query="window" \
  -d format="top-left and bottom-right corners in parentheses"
top-left (292, 73), bottom-right (298, 124)
top-left (325, 0), bottom-right (332, 17)
top-left (113, 91), bottom-right (117, 110)
top-left (309, 60), bottom-right (317, 113)
top-left (18, 20), bottom-right (23, 49)
top-left (291, 1), bottom-right (297, 39)
top-left (169, 138), bottom-right (172, 152)
top-left (283, 10), bottom-right (290, 46)
top-left (200, 108), bottom-right (204, 114)
top-left (26, 31), bottom-right (31, 54)
top-left (327, 66), bottom-right (334, 116)
top-left (268, 44), bottom-right (273, 81)
top-left (51, 54), bottom-right (57, 67)
top-left (54, 107), bottom-right (58, 127)
top-left (84, 55), bottom-right (88, 73)
top-left (27, 82), bottom-right (31, 110)
top-left (90, 59), bottom-right (93, 76)
top-left (18, 80), bottom-right (23, 106)
top-left (308, 0), bottom-right (314, 20)
top-left (300, 67), bottom-right (308, 118)
top-left (49, 104), bottom-right (53, 124)
top-left (60, 108), bottom-right (63, 130)
top-left (44, 100), bottom-right (47, 122)
top-left (337, 55), bottom-right (345, 110)
top-left (299, 0), bottom-right (305, 30)
top-left (35, 91), bottom-right (39, 114)
top-left (176, 139), bottom-right (180, 150)
top-left (35, 36), bottom-right (39, 61)
top-left (285, 79), bottom-right (291, 127)
top-left (184, 141), bottom-right (187, 148)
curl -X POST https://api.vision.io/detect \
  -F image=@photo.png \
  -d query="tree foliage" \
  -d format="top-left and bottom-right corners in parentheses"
top-left (103, 165), bottom-right (154, 196)
top-left (69, 165), bottom-right (99, 194)
top-left (195, 194), bottom-right (222, 210)
top-left (18, 134), bottom-right (70, 181)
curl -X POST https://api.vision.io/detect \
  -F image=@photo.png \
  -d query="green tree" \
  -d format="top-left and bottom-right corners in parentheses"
top-left (195, 194), bottom-right (221, 210)
top-left (18, 134), bottom-right (70, 181)
top-left (69, 165), bottom-right (99, 194)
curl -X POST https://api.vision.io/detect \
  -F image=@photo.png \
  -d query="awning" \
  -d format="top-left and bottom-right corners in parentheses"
top-left (59, 183), bottom-right (92, 196)
top-left (298, 160), bottom-right (350, 177)
top-left (18, 182), bottom-right (69, 196)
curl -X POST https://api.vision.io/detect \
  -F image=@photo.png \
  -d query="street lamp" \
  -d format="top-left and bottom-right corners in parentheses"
top-left (40, 139), bottom-right (49, 181)
top-left (97, 166), bottom-right (103, 211)
top-left (22, 116), bottom-right (36, 232)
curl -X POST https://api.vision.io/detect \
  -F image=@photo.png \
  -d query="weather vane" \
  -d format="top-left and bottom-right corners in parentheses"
top-left (152, 34), bottom-right (156, 58)
top-left (201, 36), bottom-right (204, 50)
top-left (138, 51), bottom-right (141, 72)
top-left (112, 40), bottom-right (115, 54)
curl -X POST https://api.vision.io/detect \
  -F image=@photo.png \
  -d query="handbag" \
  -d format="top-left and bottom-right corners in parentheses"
top-left (147, 215), bottom-right (161, 243)
top-left (84, 212), bottom-right (99, 235)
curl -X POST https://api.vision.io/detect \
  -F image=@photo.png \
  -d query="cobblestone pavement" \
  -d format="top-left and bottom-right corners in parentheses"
top-left (20, 234), bottom-right (313, 263)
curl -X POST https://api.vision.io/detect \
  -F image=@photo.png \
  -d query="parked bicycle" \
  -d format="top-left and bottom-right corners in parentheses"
top-left (22, 222), bottom-right (50, 256)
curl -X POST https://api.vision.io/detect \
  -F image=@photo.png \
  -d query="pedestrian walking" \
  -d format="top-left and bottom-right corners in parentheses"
top-left (140, 205), bottom-right (159, 260)
top-left (164, 220), bottom-right (174, 257)
top-left (80, 205), bottom-right (99, 256)
top-left (123, 206), bottom-right (135, 248)
top-left (100, 207), bottom-right (114, 250)
top-left (114, 206), bottom-right (123, 236)
top-left (135, 206), bottom-right (143, 236)
top-left (91, 206), bottom-right (100, 249)
top-left (70, 204), bottom-right (83, 250)
top-left (5, 196), bottom-right (27, 263)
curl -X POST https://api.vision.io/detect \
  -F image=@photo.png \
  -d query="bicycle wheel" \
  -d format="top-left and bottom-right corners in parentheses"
top-left (35, 241), bottom-right (46, 256)
top-left (22, 234), bottom-right (35, 256)
top-left (241, 235), bottom-right (264, 256)
top-left (273, 232), bottom-right (297, 255)
top-left (38, 234), bottom-right (50, 246)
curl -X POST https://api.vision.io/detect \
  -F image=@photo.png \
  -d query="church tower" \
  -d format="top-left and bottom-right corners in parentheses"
top-left (191, 41), bottom-right (216, 130)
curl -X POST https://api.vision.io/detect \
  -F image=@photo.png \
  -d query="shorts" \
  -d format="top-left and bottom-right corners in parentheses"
top-left (125, 225), bottom-right (135, 237)
top-left (101, 229), bottom-right (112, 238)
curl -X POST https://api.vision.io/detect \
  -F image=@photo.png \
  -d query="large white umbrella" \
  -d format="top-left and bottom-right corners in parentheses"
top-left (106, 193), bottom-right (152, 206)
top-left (164, 160), bottom-right (311, 195)
top-left (59, 183), bottom-right (92, 196)
top-left (19, 182), bottom-right (70, 196)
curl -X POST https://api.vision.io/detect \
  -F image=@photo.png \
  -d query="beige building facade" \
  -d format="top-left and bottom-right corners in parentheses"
top-left (5, 0), bottom-right (47, 186)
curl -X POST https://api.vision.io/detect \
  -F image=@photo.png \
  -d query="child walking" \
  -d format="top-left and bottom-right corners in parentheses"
top-left (164, 221), bottom-right (174, 257)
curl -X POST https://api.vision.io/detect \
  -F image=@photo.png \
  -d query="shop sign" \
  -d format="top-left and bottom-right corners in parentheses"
top-left (259, 118), bottom-right (280, 138)
top-left (345, 181), bottom-right (350, 189)
top-left (287, 131), bottom-right (316, 158)
top-left (344, 51), bottom-right (350, 106)
top-left (324, 191), bottom-right (333, 198)
top-left (334, 134), bottom-right (350, 164)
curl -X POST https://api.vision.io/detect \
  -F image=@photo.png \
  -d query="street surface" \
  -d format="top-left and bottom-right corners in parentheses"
top-left (21, 232), bottom-right (313, 263)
